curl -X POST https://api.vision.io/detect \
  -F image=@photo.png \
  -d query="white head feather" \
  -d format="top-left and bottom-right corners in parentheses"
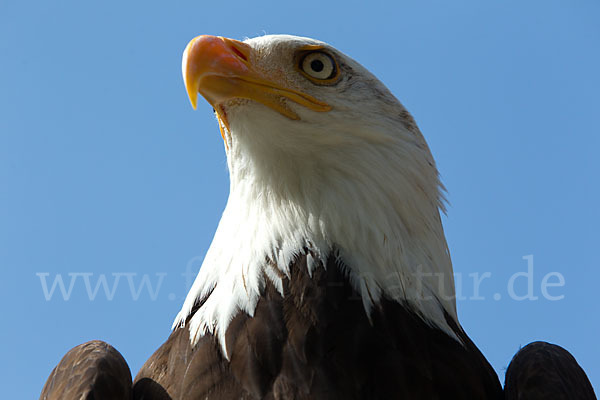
top-left (174, 35), bottom-right (459, 356)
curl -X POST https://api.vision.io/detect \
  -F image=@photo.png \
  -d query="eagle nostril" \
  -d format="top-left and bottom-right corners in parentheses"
top-left (229, 45), bottom-right (248, 62)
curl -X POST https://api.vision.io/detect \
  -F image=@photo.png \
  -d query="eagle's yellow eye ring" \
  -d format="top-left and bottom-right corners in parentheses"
top-left (296, 46), bottom-right (341, 85)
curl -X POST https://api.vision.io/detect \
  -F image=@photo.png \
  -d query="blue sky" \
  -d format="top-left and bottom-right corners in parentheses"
top-left (1, 0), bottom-right (598, 397)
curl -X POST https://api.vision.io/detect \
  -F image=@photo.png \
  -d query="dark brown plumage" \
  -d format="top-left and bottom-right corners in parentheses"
top-left (39, 254), bottom-right (598, 399)
top-left (133, 252), bottom-right (503, 399)
top-left (505, 341), bottom-right (596, 400)
top-left (40, 340), bottom-right (132, 400)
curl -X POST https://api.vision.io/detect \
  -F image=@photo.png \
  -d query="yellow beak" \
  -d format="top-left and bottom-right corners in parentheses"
top-left (182, 35), bottom-right (331, 123)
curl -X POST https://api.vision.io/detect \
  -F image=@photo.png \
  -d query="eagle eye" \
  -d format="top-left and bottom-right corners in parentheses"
top-left (299, 51), bottom-right (339, 83)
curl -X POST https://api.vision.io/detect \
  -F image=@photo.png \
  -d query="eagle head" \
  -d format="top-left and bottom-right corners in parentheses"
top-left (177, 34), bottom-right (458, 352)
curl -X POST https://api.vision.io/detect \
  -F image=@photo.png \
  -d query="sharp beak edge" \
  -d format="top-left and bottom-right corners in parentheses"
top-left (182, 35), bottom-right (332, 119)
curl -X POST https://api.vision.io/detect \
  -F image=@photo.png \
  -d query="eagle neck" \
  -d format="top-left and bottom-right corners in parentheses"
top-left (175, 126), bottom-right (461, 355)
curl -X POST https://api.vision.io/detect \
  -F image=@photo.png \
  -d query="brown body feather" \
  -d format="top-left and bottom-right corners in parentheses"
top-left (40, 340), bottom-right (132, 400)
top-left (134, 252), bottom-right (503, 399)
top-left (40, 253), bottom-right (598, 399)
top-left (504, 341), bottom-right (596, 400)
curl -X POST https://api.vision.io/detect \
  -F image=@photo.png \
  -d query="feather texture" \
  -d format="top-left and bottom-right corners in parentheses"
top-left (40, 340), bottom-right (132, 400)
top-left (175, 35), bottom-right (459, 351)
top-left (138, 252), bottom-right (503, 399)
top-left (505, 341), bottom-right (596, 400)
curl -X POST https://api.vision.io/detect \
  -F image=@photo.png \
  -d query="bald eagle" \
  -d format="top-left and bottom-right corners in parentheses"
top-left (40, 34), bottom-right (595, 400)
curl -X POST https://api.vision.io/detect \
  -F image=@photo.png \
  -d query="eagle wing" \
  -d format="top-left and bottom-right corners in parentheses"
top-left (505, 341), bottom-right (596, 400)
top-left (40, 340), bottom-right (132, 400)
